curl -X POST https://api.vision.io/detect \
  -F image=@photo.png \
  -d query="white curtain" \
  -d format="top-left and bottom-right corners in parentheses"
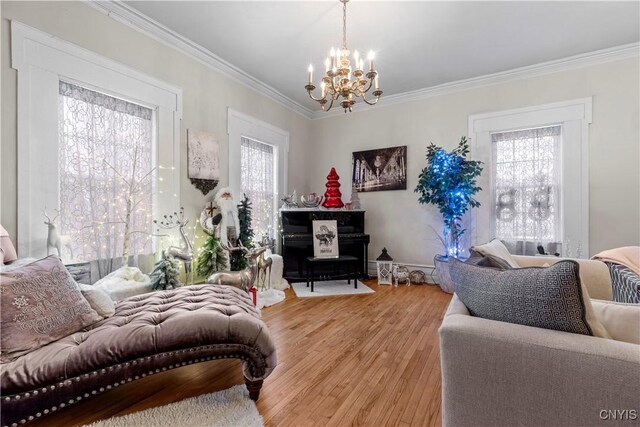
top-left (240, 137), bottom-right (275, 240)
top-left (58, 81), bottom-right (154, 270)
top-left (492, 125), bottom-right (562, 255)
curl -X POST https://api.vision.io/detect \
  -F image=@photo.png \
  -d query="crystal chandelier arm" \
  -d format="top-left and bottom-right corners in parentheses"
top-left (306, 87), bottom-right (328, 102)
top-left (329, 76), bottom-right (339, 94)
top-left (360, 89), bottom-right (382, 106)
top-left (324, 96), bottom-right (335, 112)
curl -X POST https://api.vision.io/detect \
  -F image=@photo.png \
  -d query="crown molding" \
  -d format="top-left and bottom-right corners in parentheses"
top-left (86, 1), bottom-right (638, 122)
top-left (311, 42), bottom-right (639, 120)
top-left (87, 0), bottom-right (315, 119)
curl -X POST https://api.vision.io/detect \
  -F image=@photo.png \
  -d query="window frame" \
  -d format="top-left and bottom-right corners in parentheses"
top-left (11, 21), bottom-right (182, 258)
top-left (228, 108), bottom-right (289, 244)
top-left (468, 98), bottom-right (592, 257)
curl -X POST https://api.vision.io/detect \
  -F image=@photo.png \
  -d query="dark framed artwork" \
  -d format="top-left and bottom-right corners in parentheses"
top-left (352, 146), bottom-right (407, 192)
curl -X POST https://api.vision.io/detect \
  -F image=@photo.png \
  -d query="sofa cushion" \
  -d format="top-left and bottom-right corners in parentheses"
top-left (471, 239), bottom-right (520, 268)
top-left (449, 258), bottom-right (610, 338)
top-left (591, 299), bottom-right (640, 345)
top-left (0, 256), bottom-right (102, 362)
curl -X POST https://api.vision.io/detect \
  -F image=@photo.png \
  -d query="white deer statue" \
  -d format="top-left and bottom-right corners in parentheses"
top-left (43, 209), bottom-right (73, 259)
top-left (207, 242), bottom-right (266, 291)
top-left (155, 207), bottom-right (194, 285)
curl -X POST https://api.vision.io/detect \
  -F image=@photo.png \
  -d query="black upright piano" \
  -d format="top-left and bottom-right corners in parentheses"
top-left (280, 209), bottom-right (370, 282)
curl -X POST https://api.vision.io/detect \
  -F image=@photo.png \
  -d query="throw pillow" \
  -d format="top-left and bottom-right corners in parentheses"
top-left (0, 224), bottom-right (17, 265)
top-left (0, 256), bottom-right (102, 362)
top-left (471, 239), bottom-right (520, 268)
top-left (605, 262), bottom-right (640, 304)
top-left (449, 258), bottom-right (610, 338)
top-left (591, 299), bottom-right (640, 345)
top-left (466, 251), bottom-right (511, 270)
top-left (79, 284), bottom-right (116, 318)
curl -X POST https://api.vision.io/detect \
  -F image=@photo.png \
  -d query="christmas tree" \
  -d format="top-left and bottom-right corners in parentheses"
top-left (149, 252), bottom-right (181, 290)
top-left (231, 194), bottom-right (255, 271)
top-left (322, 167), bottom-right (344, 208)
top-left (350, 185), bottom-right (361, 209)
top-left (195, 233), bottom-right (228, 278)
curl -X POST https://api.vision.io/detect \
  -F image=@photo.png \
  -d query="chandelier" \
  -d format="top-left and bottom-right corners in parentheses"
top-left (305, 0), bottom-right (382, 113)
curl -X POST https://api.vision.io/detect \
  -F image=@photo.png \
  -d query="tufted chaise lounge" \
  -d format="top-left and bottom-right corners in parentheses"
top-left (1, 285), bottom-right (277, 427)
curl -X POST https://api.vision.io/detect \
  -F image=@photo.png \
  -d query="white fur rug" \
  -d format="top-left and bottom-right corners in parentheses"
top-left (85, 385), bottom-right (262, 427)
top-left (292, 280), bottom-right (374, 298)
top-left (257, 289), bottom-right (286, 309)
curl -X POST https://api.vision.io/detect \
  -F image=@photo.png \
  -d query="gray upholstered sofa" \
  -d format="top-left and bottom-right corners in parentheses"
top-left (439, 258), bottom-right (640, 426)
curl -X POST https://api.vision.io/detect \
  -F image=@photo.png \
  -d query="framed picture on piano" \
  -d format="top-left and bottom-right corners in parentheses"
top-left (312, 220), bottom-right (339, 258)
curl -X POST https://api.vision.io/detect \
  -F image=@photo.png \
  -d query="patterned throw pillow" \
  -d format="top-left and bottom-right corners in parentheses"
top-left (606, 262), bottom-right (640, 304)
top-left (0, 256), bottom-right (102, 362)
top-left (449, 258), bottom-right (610, 338)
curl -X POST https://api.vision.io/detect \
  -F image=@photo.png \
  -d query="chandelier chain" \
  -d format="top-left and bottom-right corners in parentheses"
top-left (342, 0), bottom-right (347, 49)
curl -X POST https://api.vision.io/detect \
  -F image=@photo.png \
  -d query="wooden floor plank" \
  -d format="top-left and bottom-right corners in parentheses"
top-left (26, 281), bottom-right (451, 426)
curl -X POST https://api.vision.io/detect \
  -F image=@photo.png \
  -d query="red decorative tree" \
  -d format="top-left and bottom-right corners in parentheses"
top-left (322, 167), bottom-right (345, 208)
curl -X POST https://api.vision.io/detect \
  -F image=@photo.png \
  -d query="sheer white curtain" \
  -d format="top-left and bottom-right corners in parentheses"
top-left (492, 125), bottom-right (562, 255)
top-left (240, 137), bottom-right (275, 240)
top-left (58, 81), bottom-right (154, 267)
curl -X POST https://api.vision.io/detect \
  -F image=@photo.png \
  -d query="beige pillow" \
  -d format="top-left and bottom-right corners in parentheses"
top-left (0, 225), bottom-right (18, 266)
top-left (591, 299), bottom-right (640, 345)
top-left (471, 239), bottom-right (520, 268)
top-left (0, 256), bottom-right (102, 362)
top-left (79, 284), bottom-right (116, 318)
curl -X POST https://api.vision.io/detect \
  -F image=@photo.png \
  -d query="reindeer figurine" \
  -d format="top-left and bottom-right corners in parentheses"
top-left (207, 242), bottom-right (266, 291)
top-left (256, 249), bottom-right (272, 290)
top-left (43, 209), bottom-right (73, 259)
top-left (155, 207), bottom-right (194, 285)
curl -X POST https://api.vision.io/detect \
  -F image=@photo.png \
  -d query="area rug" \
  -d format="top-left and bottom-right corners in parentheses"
top-left (292, 279), bottom-right (374, 298)
top-left (257, 288), bottom-right (286, 309)
top-left (85, 385), bottom-right (263, 427)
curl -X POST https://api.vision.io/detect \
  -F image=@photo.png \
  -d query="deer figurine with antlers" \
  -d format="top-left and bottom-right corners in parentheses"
top-left (43, 208), bottom-right (73, 259)
top-left (154, 207), bottom-right (194, 285)
top-left (256, 246), bottom-right (272, 290)
top-left (207, 241), bottom-right (266, 291)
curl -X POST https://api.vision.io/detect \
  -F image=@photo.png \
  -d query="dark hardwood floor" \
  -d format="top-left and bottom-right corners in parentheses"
top-left (28, 281), bottom-right (452, 426)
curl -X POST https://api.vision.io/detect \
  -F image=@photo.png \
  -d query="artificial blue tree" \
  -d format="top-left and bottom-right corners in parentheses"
top-left (415, 137), bottom-right (483, 258)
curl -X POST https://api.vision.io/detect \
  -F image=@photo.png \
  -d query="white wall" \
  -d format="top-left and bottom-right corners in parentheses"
top-left (1, 1), bottom-right (638, 269)
top-left (0, 1), bottom-right (311, 248)
top-left (308, 58), bottom-right (640, 266)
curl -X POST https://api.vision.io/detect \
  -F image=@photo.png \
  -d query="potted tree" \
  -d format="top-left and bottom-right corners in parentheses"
top-left (415, 137), bottom-right (483, 293)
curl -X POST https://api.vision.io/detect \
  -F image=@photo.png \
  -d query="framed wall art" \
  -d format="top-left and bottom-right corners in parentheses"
top-left (352, 145), bottom-right (407, 192)
top-left (187, 130), bottom-right (220, 195)
top-left (312, 220), bottom-right (339, 258)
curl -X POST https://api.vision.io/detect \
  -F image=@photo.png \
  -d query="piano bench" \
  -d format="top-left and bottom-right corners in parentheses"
top-left (305, 255), bottom-right (359, 292)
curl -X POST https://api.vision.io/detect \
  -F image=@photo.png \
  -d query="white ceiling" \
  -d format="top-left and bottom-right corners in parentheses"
top-left (124, 1), bottom-right (640, 111)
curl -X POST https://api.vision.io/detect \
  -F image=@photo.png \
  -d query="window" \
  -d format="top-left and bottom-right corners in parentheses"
top-left (58, 81), bottom-right (155, 262)
top-left (240, 137), bottom-right (276, 240)
top-left (227, 109), bottom-right (289, 246)
top-left (12, 22), bottom-right (181, 260)
top-left (492, 125), bottom-right (562, 255)
top-left (468, 98), bottom-right (592, 257)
